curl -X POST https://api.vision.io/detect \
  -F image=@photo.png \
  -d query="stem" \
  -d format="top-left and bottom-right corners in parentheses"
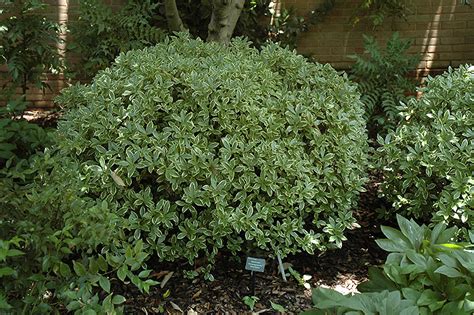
top-left (207, 0), bottom-right (245, 44)
top-left (164, 0), bottom-right (186, 32)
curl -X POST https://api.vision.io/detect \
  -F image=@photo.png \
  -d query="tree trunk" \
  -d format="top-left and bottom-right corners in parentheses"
top-left (207, 0), bottom-right (245, 44)
top-left (164, 0), bottom-right (186, 32)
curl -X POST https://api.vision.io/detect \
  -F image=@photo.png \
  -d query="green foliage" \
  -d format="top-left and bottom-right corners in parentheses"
top-left (0, 237), bottom-right (24, 311)
top-left (304, 215), bottom-right (474, 315)
top-left (0, 0), bottom-right (58, 166)
top-left (0, 148), bottom-right (158, 312)
top-left (350, 32), bottom-right (419, 137)
top-left (270, 301), bottom-right (286, 312)
top-left (0, 99), bottom-right (52, 165)
top-left (375, 65), bottom-right (474, 227)
top-left (56, 34), bottom-right (368, 274)
top-left (69, 0), bottom-right (166, 79)
top-left (351, 0), bottom-right (411, 27)
top-left (243, 296), bottom-right (259, 311)
top-left (268, 6), bottom-right (307, 49)
top-left (0, 0), bottom-right (62, 93)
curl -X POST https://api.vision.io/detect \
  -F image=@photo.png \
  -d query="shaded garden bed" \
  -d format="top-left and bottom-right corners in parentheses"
top-left (115, 185), bottom-right (390, 314)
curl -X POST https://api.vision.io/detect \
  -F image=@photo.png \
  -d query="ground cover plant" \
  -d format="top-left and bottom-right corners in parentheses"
top-left (56, 34), bottom-right (368, 275)
top-left (304, 215), bottom-right (474, 315)
top-left (375, 65), bottom-right (474, 229)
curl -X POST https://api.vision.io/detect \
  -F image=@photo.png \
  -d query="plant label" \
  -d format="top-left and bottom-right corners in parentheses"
top-left (245, 257), bottom-right (265, 273)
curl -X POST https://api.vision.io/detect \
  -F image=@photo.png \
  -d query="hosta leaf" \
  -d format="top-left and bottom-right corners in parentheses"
top-left (381, 226), bottom-right (411, 251)
top-left (434, 266), bottom-right (464, 278)
top-left (396, 215), bottom-right (423, 250)
top-left (417, 289), bottom-right (443, 306)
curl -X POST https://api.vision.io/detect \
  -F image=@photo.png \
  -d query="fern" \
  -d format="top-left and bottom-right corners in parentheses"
top-left (350, 32), bottom-right (419, 138)
top-left (68, 0), bottom-right (166, 79)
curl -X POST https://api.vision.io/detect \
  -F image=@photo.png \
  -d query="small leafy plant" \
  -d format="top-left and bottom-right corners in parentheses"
top-left (375, 65), bottom-right (473, 228)
top-left (304, 215), bottom-right (474, 315)
top-left (243, 295), bottom-right (259, 311)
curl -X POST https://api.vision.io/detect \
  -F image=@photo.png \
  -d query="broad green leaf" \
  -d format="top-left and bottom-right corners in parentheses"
top-left (73, 261), bottom-right (87, 277)
top-left (117, 265), bottom-right (128, 282)
top-left (434, 266), bottom-right (464, 278)
top-left (112, 295), bottom-right (126, 305)
top-left (99, 276), bottom-right (111, 293)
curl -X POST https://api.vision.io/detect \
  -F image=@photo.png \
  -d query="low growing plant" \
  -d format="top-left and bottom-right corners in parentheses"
top-left (304, 215), bottom-right (474, 314)
top-left (55, 34), bottom-right (368, 276)
top-left (375, 65), bottom-right (473, 228)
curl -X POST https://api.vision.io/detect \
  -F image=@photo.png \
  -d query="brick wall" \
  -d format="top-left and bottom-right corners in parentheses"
top-left (1, 0), bottom-right (473, 109)
top-left (281, 0), bottom-right (474, 78)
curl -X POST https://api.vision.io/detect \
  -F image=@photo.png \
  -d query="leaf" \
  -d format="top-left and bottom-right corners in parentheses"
top-left (117, 265), bottom-right (128, 282)
top-left (59, 262), bottom-right (71, 277)
top-left (380, 226), bottom-right (411, 250)
top-left (417, 289), bottom-right (443, 306)
top-left (66, 300), bottom-right (81, 311)
top-left (73, 261), bottom-right (87, 277)
top-left (6, 249), bottom-right (24, 257)
top-left (110, 170), bottom-right (126, 187)
top-left (434, 266), bottom-right (464, 278)
top-left (401, 288), bottom-right (421, 302)
top-left (99, 276), bottom-right (111, 293)
top-left (160, 271), bottom-right (173, 288)
top-left (358, 267), bottom-right (398, 292)
top-left (0, 267), bottom-right (15, 277)
top-left (376, 239), bottom-right (403, 252)
top-left (270, 301), bottom-right (286, 312)
top-left (396, 215), bottom-right (423, 250)
top-left (112, 295), bottom-right (126, 305)
top-left (430, 222), bottom-right (446, 244)
top-left (169, 301), bottom-right (183, 312)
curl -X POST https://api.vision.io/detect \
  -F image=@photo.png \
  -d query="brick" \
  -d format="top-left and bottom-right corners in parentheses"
top-left (439, 52), bottom-right (465, 60)
top-left (441, 21), bottom-right (467, 29)
top-left (451, 44), bottom-right (474, 52)
top-left (440, 37), bottom-right (465, 44)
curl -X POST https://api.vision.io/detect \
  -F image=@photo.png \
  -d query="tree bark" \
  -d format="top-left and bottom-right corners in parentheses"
top-left (164, 0), bottom-right (186, 32)
top-left (207, 0), bottom-right (245, 44)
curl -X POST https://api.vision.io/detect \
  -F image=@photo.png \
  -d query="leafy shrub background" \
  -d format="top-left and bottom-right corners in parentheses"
top-left (68, 0), bottom-right (166, 79)
top-left (375, 65), bottom-right (473, 228)
top-left (304, 215), bottom-right (474, 315)
top-left (56, 34), bottom-right (368, 276)
top-left (350, 32), bottom-right (419, 138)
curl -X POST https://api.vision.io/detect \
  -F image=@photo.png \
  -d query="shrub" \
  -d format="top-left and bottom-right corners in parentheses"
top-left (55, 34), bottom-right (368, 275)
top-left (68, 0), bottom-right (166, 79)
top-left (304, 215), bottom-right (474, 315)
top-left (375, 65), bottom-right (474, 228)
top-left (350, 33), bottom-right (419, 138)
top-left (0, 149), bottom-right (145, 313)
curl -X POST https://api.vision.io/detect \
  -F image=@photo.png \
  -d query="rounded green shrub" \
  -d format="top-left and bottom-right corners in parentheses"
top-left (56, 35), bottom-right (368, 271)
top-left (375, 65), bottom-right (474, 228)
